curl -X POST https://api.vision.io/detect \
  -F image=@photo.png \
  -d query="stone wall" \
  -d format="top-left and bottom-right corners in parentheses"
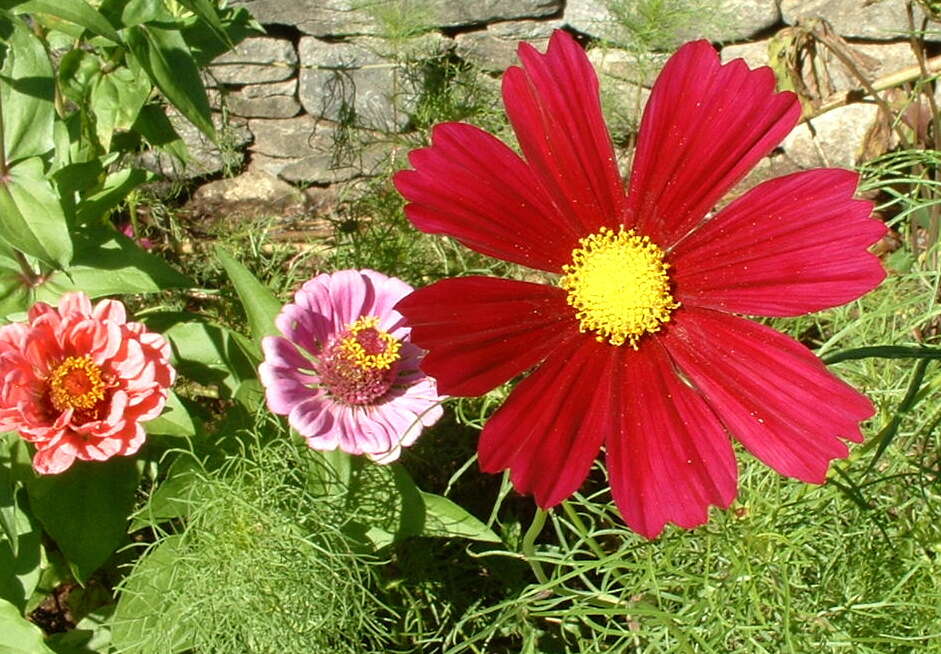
top-left (178, 0), bottom-right (941, 203)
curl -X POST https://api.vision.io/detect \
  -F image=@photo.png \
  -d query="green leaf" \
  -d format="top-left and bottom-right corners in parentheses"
top-left (126, 24), bottom-right (215, 141)
top-left (129, 456), bottom-right (201, 532)
top-left (0, 14), bottom-right (55, 163)
top-left (0, 158), bottom-right (72, 268)
top-left (175, 0), bottom-right (231, 50)
top-left (343, 462), bottom-right (425, 549)
top-left (132, 103), bottom-right (188, 160)
top-left (98, 0), bottom-right (166, 29)
top-left (25, 457), bottom-right (140, 582)
top-left (75, 167), bottom-right (153, 225)
top-left (420, 492), bottom-right (501, 543)
top-left (110, 536), bottom-right (192, 654)
top-left (5, 0), bottom-right (122, 43)
top-left (215, 246), bottom-right (282, 347)
top-left (34, 229), bottom-right (192, 300)
top-left (144, 391), bottom-right (196, 438)
top-left (0, 263), bottom-right (29, 319)
top-left (89, 68), bottom-right (152, 151)
top-left (152, 317), bottom-right (256, 398)
top-left (0, 487), bottom-right (42, 611)
top-left (0, 597), bottom-right (55, 654)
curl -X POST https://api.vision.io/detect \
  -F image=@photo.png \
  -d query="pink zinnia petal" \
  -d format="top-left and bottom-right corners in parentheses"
top-left (0, 292), bottom-right (175, 474)
top-left (262, 270), bottom-right (444, 463)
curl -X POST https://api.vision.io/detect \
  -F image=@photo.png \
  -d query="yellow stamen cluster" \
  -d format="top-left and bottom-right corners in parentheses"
top-left (48, 355), bottom-right (106, 412)
top-left (338, 316), bottom-right (401, 370)
top-left (560, 226), bottom-right (678, 348)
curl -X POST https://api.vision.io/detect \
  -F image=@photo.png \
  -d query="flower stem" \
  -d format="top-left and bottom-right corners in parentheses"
top-left (521, 507), bottom-right (549, 585)
top-left (561, 500), bottom-right (606, 559)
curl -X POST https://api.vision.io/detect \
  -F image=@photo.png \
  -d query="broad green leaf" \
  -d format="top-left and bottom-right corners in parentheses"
top-left (56, 49), bottom-right (101, 105)
top-left (153, 318), bottom-right (256, 398)
top-left (26, 456), bottom-right (140, 581)
top-left (98, 0), bottom-right (166, 28)
top-left (75, 168), bottom-right (153, 225)
top-left (420, 492), bottom-right (501, 543)
top-left (5, 0), bottom-right (121, 43)
top-left (0, 264), bottom-right (29, 318)
top-left (0, 158), bottom-right (71, 268)
top-left (0, 597), bottom-right (55, 654)
top-left (110, 536), bottom-right (191, 654)
top-left (343, 462), bottom-right (425, 549)
top-left (144, 391), bottom-right (195, 438)
top-left (90, 68), bottom-right (152, 152)
top-left (215, 246), bottom-right (282, 346)
top-left (180, 5), bottom-right (259, 66)
top-left (129, 456), bottom-right (201, 532)
top-left (175, 0), bottom-right (231, 50)
top-left (0, 487), bottom-right (42, 611)
top-left (132, 103), bottom-right (188, 161)
top-left (0, 438), bottom-right (17, 551)
top-left (0, 15), bottom-right (54, 163)
top-left (34, 229), bottom-right (192, 301)
top-left (126, 24), bottom-right (215, 141)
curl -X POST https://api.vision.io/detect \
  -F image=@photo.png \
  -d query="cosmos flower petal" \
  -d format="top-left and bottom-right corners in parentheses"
top-left (503, 30), bottom-right (626, 236)
top-left (607, 342), bottom-right (738, 539)
top-left (672, 169), bottom-right (887, 316)
top-left (395, 276), bottom-right (578, 396)
top-left (395, 122), bottom-right (577, 272)
top-left (478, 336), bottom-right (614, 507)
top-left (663, 309), bottom-right (873, 483)
top-left (627, 41), bottom-right (801, 247)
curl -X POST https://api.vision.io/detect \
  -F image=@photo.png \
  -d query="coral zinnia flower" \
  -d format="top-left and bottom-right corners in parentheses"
top-left (0, 292), bottom-right (175, 474)
top-left (260, 269), bottom-right (444, 463)
top-left (393, 31), bottom-right (886, 538)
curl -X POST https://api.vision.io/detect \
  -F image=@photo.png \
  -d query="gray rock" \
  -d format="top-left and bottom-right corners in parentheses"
top-left (139, 111), bottom-right (251, 179)
top-left (297, 35), bottom-right (448, 132)
top-left (781, 0), bottom-right (939, 41)
top-left (226, 79), bottom-right (301, 118)
top-left (780, 103), bottom-right (880, 169)
top-left (567, 0), bottom-right (778, 46)
top-left (720, 39), bottom-right (770, 69)
top-left (231, 0), bottom-right (561, 37)
top-left (248, 115), bottom-right (402, 183)
top-left (192, 169), bottom-right (305, 209)
top-left (454, 20), bottom-right (562, 72)
top-left (685, 0), bottom-right (781, 42)
top-left (587, 46), bottom-right (670, 87)
top-left (210, 37), bottom-right (297, 85)
top-left (722, 40), bottom-right (919, 92)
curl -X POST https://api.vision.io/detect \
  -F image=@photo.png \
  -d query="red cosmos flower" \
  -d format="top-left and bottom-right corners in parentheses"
top-left (393, 31), bottom-right (886, 538)
top-left (0, 292), bottom-right (175, 474)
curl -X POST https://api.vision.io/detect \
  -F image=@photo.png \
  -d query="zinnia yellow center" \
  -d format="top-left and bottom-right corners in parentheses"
top-left (49, 355), bottom-right (107, 412)
top-left (338, 316), bottom-right (401, 371)
top-left (560, 226), bottom-right (678, 348)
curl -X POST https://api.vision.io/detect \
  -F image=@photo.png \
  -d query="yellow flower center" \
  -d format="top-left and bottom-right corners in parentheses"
top-left (337, 316), bottom-right (401, 371)
top-left (559, 227), bottom-right (678, 348)
top-left (48, 355), bottom-right (107, 412)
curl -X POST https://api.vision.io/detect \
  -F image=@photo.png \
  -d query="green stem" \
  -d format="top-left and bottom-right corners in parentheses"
top-left (521, 507), bottom-right (549, 585)
top-left (561, 500), bottom-right (606, 559)
top-left (822, 345), bottom-right (941, 365)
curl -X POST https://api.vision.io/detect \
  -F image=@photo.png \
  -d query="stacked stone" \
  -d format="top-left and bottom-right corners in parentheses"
top-left (169, 0), bottom-right (939, 198)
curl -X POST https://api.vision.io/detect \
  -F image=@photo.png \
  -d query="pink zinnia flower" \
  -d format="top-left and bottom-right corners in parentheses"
top-left (0, 292), bottom-right (175, 474)
top-left (259, 269), bottom-right (444, 463)
top-left (393, 31), bottom-right (887, 538)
